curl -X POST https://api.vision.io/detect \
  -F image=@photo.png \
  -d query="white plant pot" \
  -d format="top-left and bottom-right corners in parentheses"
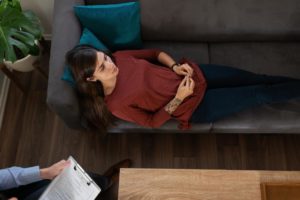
top-left (4, 54), bottom-right (39, 72)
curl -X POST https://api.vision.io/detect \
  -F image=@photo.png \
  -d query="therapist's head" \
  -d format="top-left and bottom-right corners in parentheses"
top-left (0, 193), bottom-right (17, 200)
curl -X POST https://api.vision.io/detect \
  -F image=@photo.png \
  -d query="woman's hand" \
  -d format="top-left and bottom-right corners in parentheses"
top-left (40, 160), bottom-right (71, 180)
top-left (175, 76), bottom-right (195, 101)
top-left (173, 63), bottom-right (194, 76)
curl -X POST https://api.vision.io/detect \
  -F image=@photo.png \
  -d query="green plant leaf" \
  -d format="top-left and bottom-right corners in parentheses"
top-left (0, 1), bottom-right (9, 15)
top-left (0, 28), bottom-right (16, 61)
top-left (11, 29), bottom-right (35, 46)
top-left (0, 26), bottom-right (16, 61)
top-left (0, 0), bottom-right (21, 15)
top-left (29, 44), bottom-right (39, 56)
top-left (0, 6), bottom-right (43, 63)
top-left (9, 37), bottom-right (29, 56)
top-left (23, 11), bottom-right (43, 39)
top-left (10, 0), bottom-right (22, 11)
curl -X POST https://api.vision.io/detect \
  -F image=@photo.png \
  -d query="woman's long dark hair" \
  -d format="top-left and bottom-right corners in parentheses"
top-left (66, 45), bottom-right (116, 132)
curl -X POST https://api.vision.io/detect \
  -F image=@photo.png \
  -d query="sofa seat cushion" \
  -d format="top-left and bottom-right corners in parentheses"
top-left (210, 42), bottom-right (300, 79)
top-left (212, 99), bottom-right (300, 133)
top-left (108, 42), bottom-right (300, 133)
top-left (143, 41), bottom-right (209, 64)
top-left (108, 119), bottom-right (212, 133)
top-left (108, 41), bottom-right (210, 133)
top-left (209, 42), bottom-right (300, 133)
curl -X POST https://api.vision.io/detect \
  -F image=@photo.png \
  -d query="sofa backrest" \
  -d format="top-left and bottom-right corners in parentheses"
top-left (85, 0), bottom-right (300, 42)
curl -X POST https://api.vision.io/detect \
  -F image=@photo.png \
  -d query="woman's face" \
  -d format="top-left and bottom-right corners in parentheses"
top-left (88, 51), bottom-right (119, 83)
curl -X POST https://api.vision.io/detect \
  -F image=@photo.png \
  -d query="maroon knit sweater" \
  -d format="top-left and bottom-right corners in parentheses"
top-left (104, 49), bottom-right (207, 130)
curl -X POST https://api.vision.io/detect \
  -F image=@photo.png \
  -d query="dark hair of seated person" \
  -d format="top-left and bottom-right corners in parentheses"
top-left (0, 193), bottom-right (7, 200)
top-left (65, 45), bottom-right (117, 132)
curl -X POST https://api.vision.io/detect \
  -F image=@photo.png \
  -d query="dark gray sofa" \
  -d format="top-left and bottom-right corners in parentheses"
top-left (47, 0), bottom-right (300, 133)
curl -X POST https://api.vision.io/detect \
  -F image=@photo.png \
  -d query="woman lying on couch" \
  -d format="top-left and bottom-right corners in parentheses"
top-left (66, 45), bottom-right (300, 131)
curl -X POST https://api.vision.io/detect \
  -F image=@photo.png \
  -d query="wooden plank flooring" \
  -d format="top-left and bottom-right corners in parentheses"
top-left (1, 46), bottom-right (300, 199)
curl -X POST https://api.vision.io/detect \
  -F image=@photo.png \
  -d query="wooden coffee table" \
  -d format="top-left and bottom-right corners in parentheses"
top-left (118, 169), bottom-right (300, 200)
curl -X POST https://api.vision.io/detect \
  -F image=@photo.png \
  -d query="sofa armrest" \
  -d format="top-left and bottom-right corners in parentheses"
top-left (47, 0), bottom-right (84, 129)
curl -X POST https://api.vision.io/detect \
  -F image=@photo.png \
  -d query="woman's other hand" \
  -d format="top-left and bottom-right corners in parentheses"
top-left (173, 63), bottom-right (194, 76)
top-left (175, 76), bottom-right (195, 101)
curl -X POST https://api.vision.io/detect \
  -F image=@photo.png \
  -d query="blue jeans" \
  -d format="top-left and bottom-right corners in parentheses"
top-left (190, 64), bottom-right (300, 123)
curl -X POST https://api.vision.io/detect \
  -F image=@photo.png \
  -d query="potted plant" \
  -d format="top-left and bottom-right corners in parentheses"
top-left (0, 0), bottom-right (43, 72)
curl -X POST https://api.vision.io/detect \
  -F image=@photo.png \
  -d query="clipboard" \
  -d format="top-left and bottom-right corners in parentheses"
top-left (39, 156), bottom-right (101, 200)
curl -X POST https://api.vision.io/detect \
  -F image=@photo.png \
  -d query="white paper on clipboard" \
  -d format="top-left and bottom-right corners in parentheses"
top-left (39, 156), bottom-right (101, 200)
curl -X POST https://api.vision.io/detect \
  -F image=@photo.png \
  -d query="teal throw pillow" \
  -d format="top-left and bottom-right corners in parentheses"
top-left (74, 2), bottom-right (142, 51)
top-left (61, 66), bottom-right (76, 87)
top-left (61, 28), bottom-right (109, 87)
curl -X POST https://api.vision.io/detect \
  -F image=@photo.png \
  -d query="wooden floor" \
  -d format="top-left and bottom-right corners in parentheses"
top-left (1, 46), bottom-right (300, 199)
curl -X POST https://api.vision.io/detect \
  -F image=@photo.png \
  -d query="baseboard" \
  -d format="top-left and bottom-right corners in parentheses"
top-left (43, 34), bottom-right (52, 41)
top-left (0, 77), bottom-right (10, 131)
